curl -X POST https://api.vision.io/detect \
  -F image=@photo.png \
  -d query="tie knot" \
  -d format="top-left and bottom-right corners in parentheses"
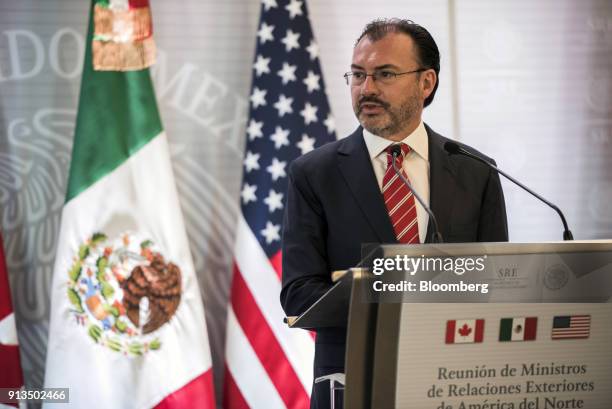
top-left (386, 143), bottom-right (411, 166)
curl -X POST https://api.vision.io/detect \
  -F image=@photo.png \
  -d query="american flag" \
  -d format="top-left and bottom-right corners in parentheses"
top-left (551, 315), bottom-right (591, 340)
top-left (224, 0), bottom-right (336, 407)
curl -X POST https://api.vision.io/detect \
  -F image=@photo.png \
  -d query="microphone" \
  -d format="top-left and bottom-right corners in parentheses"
top-left (389, 144), bottom-right (443, 243)
top-left (443, 141), bottom-right (574, 241)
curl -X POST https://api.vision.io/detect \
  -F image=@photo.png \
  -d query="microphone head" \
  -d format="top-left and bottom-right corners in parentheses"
top-left (444, 141), bottom-right (461, 154)
top-left (389, 144), bottom-right (403, 157)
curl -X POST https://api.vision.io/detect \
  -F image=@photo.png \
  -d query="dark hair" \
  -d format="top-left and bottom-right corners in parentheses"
top-left (356, 18), bottom-right (440, 107)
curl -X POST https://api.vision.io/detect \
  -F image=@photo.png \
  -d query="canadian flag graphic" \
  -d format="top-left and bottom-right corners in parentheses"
top-left (445, 319), bottom-right (485, 344)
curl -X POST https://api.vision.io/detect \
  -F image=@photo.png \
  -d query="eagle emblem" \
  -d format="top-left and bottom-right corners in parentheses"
top-left (66, 232), bottom-right (182, 356)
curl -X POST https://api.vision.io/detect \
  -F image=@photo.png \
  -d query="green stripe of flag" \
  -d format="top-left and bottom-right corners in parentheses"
top-left (66, 1), bottom-right (162, 202)
top-left (499, 318), bottom-right (513, 341)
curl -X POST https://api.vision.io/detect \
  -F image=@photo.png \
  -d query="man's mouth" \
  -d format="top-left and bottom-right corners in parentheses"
top-left (359, 102), bottom-right (386, 115)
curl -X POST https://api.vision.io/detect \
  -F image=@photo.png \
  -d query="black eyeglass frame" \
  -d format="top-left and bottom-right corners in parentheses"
top-left (343, 68), bottom-right (428, 85)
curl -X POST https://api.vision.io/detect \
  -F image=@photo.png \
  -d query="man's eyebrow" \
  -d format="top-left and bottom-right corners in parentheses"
top-left (350, 63), bottom-right (401, 70)
top-left (374, 64), bottom-right (401, 70)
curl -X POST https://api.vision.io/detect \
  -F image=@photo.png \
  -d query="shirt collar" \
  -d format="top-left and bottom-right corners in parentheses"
top-left (362, 121), bottom-right (429, 161)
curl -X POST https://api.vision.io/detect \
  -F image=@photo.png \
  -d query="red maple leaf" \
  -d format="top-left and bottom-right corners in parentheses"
top-left (458, 323), bottom-right (472, 337)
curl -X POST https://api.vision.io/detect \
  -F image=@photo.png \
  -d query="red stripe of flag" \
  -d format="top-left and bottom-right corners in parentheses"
top-left (153, 370), bottom-right (215, 409)
top-left (445, 320), bottom-right (456, 344)
top-left (524, 317), bottom-right (537, 341)
top-left (128, 0), bottom-right (150, 8)
top-left (474, 319), bottom-right (484, 343)
top-left (270, 250), bottom-right (283, 281)
top-left (0, 233), bottom-right (24, 394)
top-left (222, 365), bottom-right (250, 409)
top-left (0, 345), bottom-right (23, 389)
top-left (0, 234), bottom-right (13, 320)
top-left (231, 264), bottom-right (309, 409)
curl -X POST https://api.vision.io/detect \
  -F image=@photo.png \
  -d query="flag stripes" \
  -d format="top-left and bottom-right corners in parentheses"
top-left (499, 317), bottom-right (537, 342)
top-left (154, 371), bottom-right (216, 409)
top-left (225, 309), bottom-right (287, 409)
top-left (222, 365), bottom-right (250, 409)
top-left (445, 319), bottom-right (485, 344)
top-left (230, 266), bottom-right (309, 408)
top-left (233, 218), bottom-right (314, 390)
top-left (225, 217), bottom-right (314, 408)
top-left (551, 315), bottom-right (591, 340)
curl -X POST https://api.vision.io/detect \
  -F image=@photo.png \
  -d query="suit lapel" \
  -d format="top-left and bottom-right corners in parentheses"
top-left (336, 128), bottom-right (397, 243)
top-left (426, 125), bottom-right (457, 243)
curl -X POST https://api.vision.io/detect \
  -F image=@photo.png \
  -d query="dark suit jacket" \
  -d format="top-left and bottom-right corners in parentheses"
top-left (280, 124), bottom-right (508, 407)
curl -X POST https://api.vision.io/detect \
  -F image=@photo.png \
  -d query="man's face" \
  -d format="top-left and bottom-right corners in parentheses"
top-left (350, 33), bottom-right (428, 140)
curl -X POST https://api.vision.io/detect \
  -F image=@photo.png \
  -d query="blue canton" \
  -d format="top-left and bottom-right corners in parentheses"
top-left (240, 0), bottom-right (336, 257)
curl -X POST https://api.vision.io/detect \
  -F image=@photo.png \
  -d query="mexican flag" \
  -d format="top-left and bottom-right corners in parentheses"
top-left (43, 1), bottom-right (215, 408)
top-left (499, 317), bottom-right (537, 342)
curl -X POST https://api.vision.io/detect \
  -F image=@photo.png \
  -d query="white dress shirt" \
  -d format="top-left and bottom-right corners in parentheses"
top-left (362, 122), bottom-right (430, 243)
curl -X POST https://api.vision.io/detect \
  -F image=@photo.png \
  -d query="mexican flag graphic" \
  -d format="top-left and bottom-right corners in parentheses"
top-left (43, 1), bottom-right (216, 408)
top-left (499, 317), bottom-right (538, 342)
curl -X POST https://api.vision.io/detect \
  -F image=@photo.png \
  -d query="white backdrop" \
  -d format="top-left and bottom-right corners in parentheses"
top-left (0, 0), bottom-right (610, 405)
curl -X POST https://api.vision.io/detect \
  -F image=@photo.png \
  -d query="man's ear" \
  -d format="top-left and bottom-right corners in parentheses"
top-left (421, 69), bottom-right (437, 100)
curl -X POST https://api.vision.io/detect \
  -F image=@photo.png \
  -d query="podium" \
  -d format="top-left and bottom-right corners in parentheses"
top-left (288, 240), bottom-right (612, 409)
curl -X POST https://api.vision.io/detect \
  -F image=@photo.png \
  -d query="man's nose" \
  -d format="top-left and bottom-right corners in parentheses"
top-left (360, 75), bottom-right (380, 95)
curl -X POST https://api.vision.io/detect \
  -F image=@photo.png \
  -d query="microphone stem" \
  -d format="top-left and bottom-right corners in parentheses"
top-left (459, 149), bottom-right (574, 241)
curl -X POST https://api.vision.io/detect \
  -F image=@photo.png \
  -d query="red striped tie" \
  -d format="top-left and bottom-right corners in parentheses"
top-left (383, 144), bottom-right (420, 244)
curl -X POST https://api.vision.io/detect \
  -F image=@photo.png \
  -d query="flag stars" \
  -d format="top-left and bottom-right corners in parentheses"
top-left (257, 22), bottom-right (275, 44)
top-left (264, 189), bottom-right (284, 212)
top-left (243, 151), bottom-right (260, 172)
top-left (274, 94), bottom-right (293, 117)
top-left (277, 62), bottom-right (297, 84)
top-left (300, 102), bottom-right (318, 125)
top-left (250, 87), bottom-right (267, 109)
top-left (285, 0), bottom-right (303, 19)
top-left (281, 30), bottom-right (300, 52)
top-left (270, 126), bottom-right (290, 149)
top-left (324, 114), bottom-right (336, 134)
top-left (303, 70), bottom-right (321, 93)
top-left (241, 183), bottom-right (257, 205)
top-left (261, 221), bottom-right (281, 244)
top-left (266, 157), bottom-right (287, 181)
top-left (297, 134), bottom-right (316, 155)
top-left (306, 40), bottom-right (319, 60)
top-left (261, 0), bottom-right (278, 11)
top-left (253, 55), bottom-right (271, 76)
top-left (246, 119), bottom-right (264, 140)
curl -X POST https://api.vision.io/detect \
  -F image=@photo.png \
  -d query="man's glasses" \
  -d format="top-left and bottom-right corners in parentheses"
top-left (343, 68), bottom-right (427, 86)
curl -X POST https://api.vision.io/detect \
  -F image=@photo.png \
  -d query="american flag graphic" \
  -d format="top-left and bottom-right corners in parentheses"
top-left (551, 315), bottom-right (591, 340)
top-left (223, 0), bottom-right (336, 407)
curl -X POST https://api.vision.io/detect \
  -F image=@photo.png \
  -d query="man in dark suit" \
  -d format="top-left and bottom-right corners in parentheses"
top-left (280, 18), bottom-right (508, 408)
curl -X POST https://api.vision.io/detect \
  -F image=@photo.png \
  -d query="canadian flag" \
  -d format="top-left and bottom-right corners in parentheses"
top-left (0, 233), bottom-right (24, 408)
top-left (445, 319), bottom-right (485, 344)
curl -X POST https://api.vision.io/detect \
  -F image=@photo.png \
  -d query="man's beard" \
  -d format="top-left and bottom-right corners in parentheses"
top-left (355, 93), bottom-right (421, 138)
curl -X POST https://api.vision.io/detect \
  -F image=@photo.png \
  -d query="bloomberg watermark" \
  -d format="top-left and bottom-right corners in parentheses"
top-left (363, 253), bottom-right (492, 302)
top-left (359, 244), bottom-right (612, 303)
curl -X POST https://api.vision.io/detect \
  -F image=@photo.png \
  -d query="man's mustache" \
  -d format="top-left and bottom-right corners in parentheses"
top-left (357, 97), bottom-right (389, 112)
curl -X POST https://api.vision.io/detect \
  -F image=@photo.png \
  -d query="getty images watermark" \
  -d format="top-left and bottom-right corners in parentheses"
top-left (369, 255), bottom-right (490, 299)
